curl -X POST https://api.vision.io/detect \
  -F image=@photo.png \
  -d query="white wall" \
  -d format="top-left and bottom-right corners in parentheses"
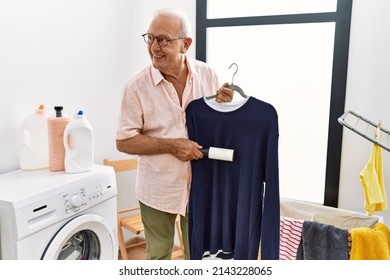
top-left (1, 0), bottom-right (130, 173)
top-left (339, 0), bottom-right (390, 224)
top-left (1, 0), bottom-right (389, 225)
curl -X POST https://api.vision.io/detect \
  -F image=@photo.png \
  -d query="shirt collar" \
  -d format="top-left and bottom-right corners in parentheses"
top-left (150, 55), bottom-right (197, 86)
top-left (151, 64), bottom-right (164, 86)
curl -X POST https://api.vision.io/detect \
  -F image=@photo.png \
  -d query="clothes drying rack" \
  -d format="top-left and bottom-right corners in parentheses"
top-left (338, 110), bottom-right (390, 152)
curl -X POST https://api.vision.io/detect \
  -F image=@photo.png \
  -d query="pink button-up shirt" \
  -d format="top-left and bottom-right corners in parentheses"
top-left (116, 56), bottom-right (220, 215)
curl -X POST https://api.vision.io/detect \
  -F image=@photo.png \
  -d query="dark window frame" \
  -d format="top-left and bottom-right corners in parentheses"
top-left (196, 0), bottom-right (353, 207)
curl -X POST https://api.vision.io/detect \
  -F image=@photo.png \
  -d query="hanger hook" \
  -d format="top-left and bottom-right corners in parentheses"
top-left (229, 63), bottom-right (238, 85)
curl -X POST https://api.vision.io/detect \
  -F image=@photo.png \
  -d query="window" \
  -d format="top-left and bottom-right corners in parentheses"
top-left (196, 0), bottom-right (353, 206)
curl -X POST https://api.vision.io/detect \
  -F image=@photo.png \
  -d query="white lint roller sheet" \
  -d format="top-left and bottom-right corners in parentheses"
top-left (208, 147), bottom-right (234, 161)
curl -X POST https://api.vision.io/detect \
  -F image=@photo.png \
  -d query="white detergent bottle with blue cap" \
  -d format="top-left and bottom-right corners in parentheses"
top-left (63, 110), bottom-right (93, 173)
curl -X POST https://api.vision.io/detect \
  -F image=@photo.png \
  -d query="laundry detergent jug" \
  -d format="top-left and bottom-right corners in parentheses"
top-left (63, 110), bottom-right (93, 173)
top-left (47, 106), bottom-right (70, 171)
top-left (18, 104), bottom-right (49, 170)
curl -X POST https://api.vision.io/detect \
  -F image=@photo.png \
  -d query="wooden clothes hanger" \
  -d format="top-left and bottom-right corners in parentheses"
top-left (206, 63), bottom-right (247, 100)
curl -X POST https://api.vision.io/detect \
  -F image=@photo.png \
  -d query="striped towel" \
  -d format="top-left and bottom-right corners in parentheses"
top-left (279, 216), bottom-right (304, 260)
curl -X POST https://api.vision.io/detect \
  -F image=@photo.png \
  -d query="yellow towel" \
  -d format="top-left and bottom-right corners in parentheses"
top-left (359, 142), bottom-right (387, 216)
top-left (350, 222), bottom-right (390, 260)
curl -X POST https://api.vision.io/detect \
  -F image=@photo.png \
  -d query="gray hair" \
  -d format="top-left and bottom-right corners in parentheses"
top-left (153, 8), bottom-right (192, 38)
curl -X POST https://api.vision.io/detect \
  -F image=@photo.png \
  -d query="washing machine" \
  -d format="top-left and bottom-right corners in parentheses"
top-left (0, 164), bottom-right (118, 260)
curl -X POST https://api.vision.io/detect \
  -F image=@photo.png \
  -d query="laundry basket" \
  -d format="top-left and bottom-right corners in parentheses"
top-left (280, 198), bottom-right (383, 230)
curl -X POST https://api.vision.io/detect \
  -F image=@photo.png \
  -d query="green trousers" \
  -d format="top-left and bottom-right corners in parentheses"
top-left (139, 201), bottom-right (190, 260)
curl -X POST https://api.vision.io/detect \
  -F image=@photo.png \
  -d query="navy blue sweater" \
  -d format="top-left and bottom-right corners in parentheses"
top-left (186, 97), bottom-right (280, 260)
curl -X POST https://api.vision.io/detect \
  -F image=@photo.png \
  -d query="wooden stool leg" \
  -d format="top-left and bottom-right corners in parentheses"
top-left (117, 215), bottom-right (128, 260)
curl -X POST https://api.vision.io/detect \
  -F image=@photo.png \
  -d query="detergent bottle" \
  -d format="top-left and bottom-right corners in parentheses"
top-left (18, 104), bottom-right (49, 170)
top-left (63, 110), bottom-right (93, 173)
top-left (47, 106), bottom-right (70, 171)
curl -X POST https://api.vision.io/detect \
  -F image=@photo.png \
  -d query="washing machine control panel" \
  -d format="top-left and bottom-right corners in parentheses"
top-left (62, 183), bottom-right (105, 215)
top-left (69, 193), bottom-right (84, 208)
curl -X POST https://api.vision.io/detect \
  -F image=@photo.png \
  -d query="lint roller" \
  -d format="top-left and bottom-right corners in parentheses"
top-left (200, 147), bottom-right (234, 162)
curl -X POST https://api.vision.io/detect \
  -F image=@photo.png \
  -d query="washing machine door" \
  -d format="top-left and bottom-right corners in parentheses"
top-left (41, 214), bottom-right (116, 260)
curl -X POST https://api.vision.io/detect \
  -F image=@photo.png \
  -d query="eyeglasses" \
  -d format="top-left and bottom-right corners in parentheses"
top-left (142, 33), bottom-right (183, 47)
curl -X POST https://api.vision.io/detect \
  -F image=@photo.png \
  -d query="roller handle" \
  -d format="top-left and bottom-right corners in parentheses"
top-left (200, 148), bottom-right (209, 156)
